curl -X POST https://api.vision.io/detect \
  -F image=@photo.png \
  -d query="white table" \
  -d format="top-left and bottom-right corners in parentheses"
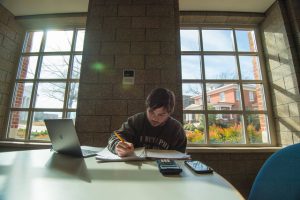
top-left (0, 149), bottom-right (244, 200)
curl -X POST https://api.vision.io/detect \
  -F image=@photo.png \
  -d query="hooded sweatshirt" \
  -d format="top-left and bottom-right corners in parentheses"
top-left (107, 112), bottom-right (187, 153)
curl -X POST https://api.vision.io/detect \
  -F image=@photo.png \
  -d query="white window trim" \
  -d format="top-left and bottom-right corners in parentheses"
top-left (180, 25), bottom-right (276, 147)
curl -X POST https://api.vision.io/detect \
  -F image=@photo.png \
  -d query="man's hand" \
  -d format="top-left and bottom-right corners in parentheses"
top-left (115, 141), bottom-right (134, 157)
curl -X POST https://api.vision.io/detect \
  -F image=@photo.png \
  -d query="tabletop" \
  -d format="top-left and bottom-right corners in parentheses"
top-left (0, 149), bottom-right (244, 200)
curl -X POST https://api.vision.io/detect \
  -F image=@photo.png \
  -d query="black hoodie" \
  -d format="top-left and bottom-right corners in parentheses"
top-left (107, 112), bottom-right (187, 153)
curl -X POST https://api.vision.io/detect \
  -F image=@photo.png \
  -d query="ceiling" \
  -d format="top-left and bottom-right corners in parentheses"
top-left (0, 0), bottom-right (276, 16)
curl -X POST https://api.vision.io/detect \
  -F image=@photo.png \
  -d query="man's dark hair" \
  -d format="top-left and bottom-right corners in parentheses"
top-left (146, 88), bottom-right (175, 113)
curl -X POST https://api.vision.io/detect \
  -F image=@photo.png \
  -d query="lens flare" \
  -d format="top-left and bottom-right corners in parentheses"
top-left (91, 62), bottom-right (105, 71)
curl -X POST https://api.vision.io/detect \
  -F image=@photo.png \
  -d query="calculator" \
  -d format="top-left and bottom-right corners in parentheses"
top-left (184, 160), bottom-right (213, 174)
top-left (157, 159), bottom-right (182, 175)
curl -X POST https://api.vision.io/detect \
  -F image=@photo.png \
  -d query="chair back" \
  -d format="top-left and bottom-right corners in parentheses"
top-left (248, 143), bottom-right (300, 200)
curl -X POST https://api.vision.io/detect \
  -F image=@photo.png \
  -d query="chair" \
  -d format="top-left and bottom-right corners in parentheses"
top-left (248, 143), bottom-right (300, 200)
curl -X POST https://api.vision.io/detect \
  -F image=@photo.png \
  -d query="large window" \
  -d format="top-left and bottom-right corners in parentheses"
top-left (7, 29), bottom-right (85, 141)
top-left (181, 28), bottom-right (272, 146)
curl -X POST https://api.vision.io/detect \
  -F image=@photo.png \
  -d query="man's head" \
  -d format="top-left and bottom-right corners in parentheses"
top-left (145, 88), bottom-right (175, 127)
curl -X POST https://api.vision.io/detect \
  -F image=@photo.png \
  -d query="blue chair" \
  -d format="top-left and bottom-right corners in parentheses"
top-left (248, 143), bottom-right (300, 200)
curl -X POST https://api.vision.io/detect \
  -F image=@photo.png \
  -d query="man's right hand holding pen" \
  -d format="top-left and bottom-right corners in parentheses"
top-left (114, 131), bottom-right (134, 157)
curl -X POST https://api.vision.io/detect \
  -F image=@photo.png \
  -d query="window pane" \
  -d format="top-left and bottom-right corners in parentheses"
top-left (8, 111), bottom-right (28, 139)
top-left (208, 114), bottom-right (245, 144)
top-left (239, 56), bottom-right (262, 80)
top-left (247, 114), bottom-right (270, 144)
top-left (67, 112), bottom-right (77, 119)
top-left (7, 28), bottom-right (84, 142)
top-left (204, 55), bottom-right (238, 79)
top-left (12, 83), bottom-right (33, 108)
top-left (35, 82), bottom-right (66, 108)
top-left (18, 56), bottom-right (38, 79)
top-left (184, 114), bottom-right (206, 144)
top-left (68, 83), bottom-right (79, 108)
top-left (180, 30), bottom-right (200, 51)
top-left (236, 30), bottom-right (257, 52)
top-left (181, 55), bottom-right (201, 80)
top-left (202, 29), bottom-right (234, 51)
top-left (182, 83), bottom-right (203, 110)
top-left (75, 30), bottom-right (85, 51)
top-left (31, 112), bottom-right (62, 141)
top-left (72, 55), bottom-right (82, 79)
top-left (44, 30), bottom-right (73, 52)
top-left (23, 31), bottom-right (43, 53)
top-left (243, 84), bottom-right (266, 110)
top-left (206, 83), bottom-right (242, 110)
top-left (40, 56), bottom-right (70, 79)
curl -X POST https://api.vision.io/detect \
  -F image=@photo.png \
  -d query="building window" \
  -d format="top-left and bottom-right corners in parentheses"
top-left (7, 29), bottom-right (85, 141)
top-left (219, 92), bottom-right (225, 102)
top-left (249, 91), bottom-right (254, 102)
top-left (181, 28), bottom-right (271, 146)
top-left (235, 90), bottom-right (240, 101)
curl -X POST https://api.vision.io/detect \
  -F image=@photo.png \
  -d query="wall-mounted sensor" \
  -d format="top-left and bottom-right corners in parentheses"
top-left (123, 69), bottom-right (135, 85)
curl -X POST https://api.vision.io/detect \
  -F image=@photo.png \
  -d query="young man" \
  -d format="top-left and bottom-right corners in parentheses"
top-left (107, 88), bottom-right (187, 157)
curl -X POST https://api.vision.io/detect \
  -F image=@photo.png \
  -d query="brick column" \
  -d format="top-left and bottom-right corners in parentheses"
top-left (76, 0), bottom-right (182, 146)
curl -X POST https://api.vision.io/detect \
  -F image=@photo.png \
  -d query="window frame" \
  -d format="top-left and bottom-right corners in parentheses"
top-left (5, 27), bottom-right (85, 142)
top-left (180, 25), bottom-right (276, 147)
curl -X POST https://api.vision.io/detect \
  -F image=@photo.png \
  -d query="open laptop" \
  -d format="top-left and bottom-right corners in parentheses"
top-left (44, 119), bottom-right (99, 157)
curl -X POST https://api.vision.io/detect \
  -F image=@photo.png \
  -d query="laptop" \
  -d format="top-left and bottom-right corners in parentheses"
top-left (44, 119), bottom-right (99, 157)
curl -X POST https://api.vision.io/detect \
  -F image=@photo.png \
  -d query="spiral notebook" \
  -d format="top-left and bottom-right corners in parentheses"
top-left (95, 147), bottom-right (190, 162)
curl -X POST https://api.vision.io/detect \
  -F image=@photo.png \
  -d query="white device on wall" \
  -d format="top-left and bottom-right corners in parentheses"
top-left (123, 69), bottom-right (135, 85)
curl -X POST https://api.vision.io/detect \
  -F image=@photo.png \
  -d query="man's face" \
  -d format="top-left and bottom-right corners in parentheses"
top-left (146, 107), bottom-right (170, 127)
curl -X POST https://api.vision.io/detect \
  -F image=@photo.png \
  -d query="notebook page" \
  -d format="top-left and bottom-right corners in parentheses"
top-left (145, 149), bottom-right (190, 159)
top-left (95, 147), bottom-right (146, 162)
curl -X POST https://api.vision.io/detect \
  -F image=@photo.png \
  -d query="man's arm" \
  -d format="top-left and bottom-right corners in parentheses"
top-left (107, 117), bottom-right (137, 154)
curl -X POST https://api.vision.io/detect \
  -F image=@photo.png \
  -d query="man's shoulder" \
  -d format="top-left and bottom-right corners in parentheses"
top-left (129, 112), bottom-right (146, 122)
top-left (166, 116), bottom-right (184, 130)
top-left (168, 116), bottom-right (182, 126)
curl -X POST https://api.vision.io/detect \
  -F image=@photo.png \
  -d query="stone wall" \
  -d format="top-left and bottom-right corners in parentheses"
top-left (260, 0), bottom-right (300, 145)
top-left (0, 5), bottom-right (25, 139)
top-left (76, 0), bottom-right (182, 146)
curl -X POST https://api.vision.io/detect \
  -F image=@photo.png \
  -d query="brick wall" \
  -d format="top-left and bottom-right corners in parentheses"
top-left (76, 0), bottom-right (182, 146)
top-left (0, 4), bottom-right (25, 139)
top-left (260, 0), bottom-right (300, 145)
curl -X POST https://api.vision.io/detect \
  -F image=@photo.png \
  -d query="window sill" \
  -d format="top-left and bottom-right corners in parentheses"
top-left (0, 141), bottom-right (51, 149)
top-left (0, 141), bottom-right (282, 154)
top-left (186, 146), bottom-right (282, 153)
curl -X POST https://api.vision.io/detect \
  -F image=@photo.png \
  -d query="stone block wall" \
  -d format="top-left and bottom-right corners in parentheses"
top-left (76, 0), bottom-right (182, 146)
top-left (0, 5), bottom-right (24, 139)
top-left (260, 0), bottom-right (300, 145)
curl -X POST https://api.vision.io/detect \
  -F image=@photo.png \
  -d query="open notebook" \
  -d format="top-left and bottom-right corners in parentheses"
top-left (95, 147), bottom-right (190, 162)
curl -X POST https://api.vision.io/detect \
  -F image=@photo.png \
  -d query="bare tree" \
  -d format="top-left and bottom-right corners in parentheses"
top-left (39, 31), bottom-right (82, 109)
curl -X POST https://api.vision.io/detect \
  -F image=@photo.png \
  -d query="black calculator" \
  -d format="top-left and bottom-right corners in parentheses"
top-left (157, 159), bottom-right (182, 175)
top-left (184, 160), bottom-right (213, 174)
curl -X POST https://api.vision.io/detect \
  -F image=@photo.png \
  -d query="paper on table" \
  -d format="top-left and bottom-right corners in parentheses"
top-left (146, 149), bottom-right (190, 159)
top-left (95, 147), bottom-right (146, 162)
top-left (96, 147), bottom-right (190, 162)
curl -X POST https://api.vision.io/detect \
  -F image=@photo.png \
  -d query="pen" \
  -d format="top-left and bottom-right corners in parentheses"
top-left (114, 131), bottom-right (125, 143)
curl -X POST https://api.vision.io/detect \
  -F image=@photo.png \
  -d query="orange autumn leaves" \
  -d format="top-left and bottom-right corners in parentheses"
top-left (185, 123), bottom-right (262, 143)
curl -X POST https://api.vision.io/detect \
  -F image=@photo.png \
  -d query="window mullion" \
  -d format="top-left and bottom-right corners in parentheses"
top-left (199, 28), bottom-right (210, 145)
top-left (63, 29), bottom-right (77, 118)
top-left (24, 30), bottom-right (47, 140)
top-left (233, 28), bottom-right (250, 145)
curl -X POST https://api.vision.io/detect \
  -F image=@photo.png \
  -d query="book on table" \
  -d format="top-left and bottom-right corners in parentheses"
top-left (95, 147), bottom-right (190, 162)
